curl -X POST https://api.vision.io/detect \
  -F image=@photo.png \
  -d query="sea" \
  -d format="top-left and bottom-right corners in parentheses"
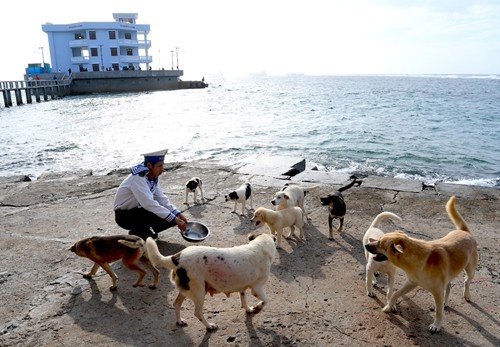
top-left (1, 74), bottom-right (499, 187)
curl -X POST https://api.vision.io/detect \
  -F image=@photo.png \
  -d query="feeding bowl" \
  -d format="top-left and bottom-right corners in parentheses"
top-left (181, 222), bottom-right (210, 243)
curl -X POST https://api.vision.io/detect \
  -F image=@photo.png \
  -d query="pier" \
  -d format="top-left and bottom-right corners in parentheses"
top-left (0, 76), bottom-right (71, 108)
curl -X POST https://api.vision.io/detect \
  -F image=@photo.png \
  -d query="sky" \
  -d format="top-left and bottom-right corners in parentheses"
top-left (1, 0), bottom-right (499, 81)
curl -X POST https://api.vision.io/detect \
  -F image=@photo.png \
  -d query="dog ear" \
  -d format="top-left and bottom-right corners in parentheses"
top-left (284, 193), bottom-right (290, 200)
top-left (391, 243), bottom-right (404, 254)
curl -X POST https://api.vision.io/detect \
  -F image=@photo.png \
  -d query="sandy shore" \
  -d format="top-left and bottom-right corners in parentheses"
top-left (0, 158), bottom-right (498, 347)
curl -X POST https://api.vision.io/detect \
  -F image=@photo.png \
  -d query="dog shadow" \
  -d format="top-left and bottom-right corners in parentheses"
top-left (380, 296), bottom-right (484, 347)
top-left (445, 303), bottom-right (499, 346)
top-left (273, 223), bottom-right (341, 282)
top-left (66, 272), bottom-right (196, 346)
top-left (182, 202), bottom-right (208, 220)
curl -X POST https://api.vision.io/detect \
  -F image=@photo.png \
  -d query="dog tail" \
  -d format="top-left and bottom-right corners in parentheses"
top-left (118, 238), bottom-right (144, 249)
top-left (338, 176), bottom-right (359, 193)
top-left (446, 196), bottom-right (469, 232)
top-left (145, 238), bottom-right (177, 270)
top-left (369, 211), bottom-right (402, 229)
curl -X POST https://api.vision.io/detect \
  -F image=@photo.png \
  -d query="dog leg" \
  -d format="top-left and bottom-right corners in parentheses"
top-left (463, 258), bottom-right (477, 302)
top-left (365, 264), bottom-right (375, 298)
top-left (241, 201), bottom-right (246, 216)
top-left (140, 257), bottom-right (159, 289)
top-left (83, 262), bottom-right (101, 279)
top-left (99, 263), bottom-right (119, 291)
top-left (248, 286), bottom-right (268, 313)
top-left (184, 190), bottom-right (189, 205)
top-left (173, 292), bottom-right (188, 327)
top-left (337, 216), bottom-right (344, 232)
top-left (383, 281), bottom-right (418, 313)
top-left (386, 270), bottom-right (397, 311)
top-left (192, 292), bottom-right (218, 331)
top-left (298, 224), bottom-right (305, 241)
top-left (239, 291), bottom-right (254, 313)
top-left (275, 228), bottom-right (283, 249)
top-left (328, 216), bottom-right (334, 240)
top-left (285, 226), bottom-right (294, 239)
top-left (193, 189), bottom-right (198, 204)
top-left (429, 290), bottom-right (446, 333)
top-left (232, 201), bottom-right (237, 213)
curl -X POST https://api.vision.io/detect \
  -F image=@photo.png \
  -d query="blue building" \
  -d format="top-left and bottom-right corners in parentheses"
top-left (42, 13), bottom-right (152, 73)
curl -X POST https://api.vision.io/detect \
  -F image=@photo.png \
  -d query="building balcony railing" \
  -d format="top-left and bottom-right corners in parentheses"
top-left (117, 39), bottom-right (151, 48)
top-left (119, 55), bottom-right (153, 63)
top-left (71, 56), bottom-right (90, 64)
top-left (69, 39), bottom-right (89, 48)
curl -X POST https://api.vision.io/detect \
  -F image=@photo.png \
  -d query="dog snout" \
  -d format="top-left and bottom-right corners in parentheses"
top-left (364, 242), bottom-right (378, 254)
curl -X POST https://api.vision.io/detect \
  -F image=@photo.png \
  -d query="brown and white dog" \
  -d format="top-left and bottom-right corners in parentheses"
top-left (184, 177), bottom-right (204, 205)
top-left (145, 233), bottom-right (276, 331)
top-left (365, 196), bottom-right (477, 333)
top-left (363, 211), bottom-right (402, 310)
top-left (70, 235), bottom-right (159, 291)
top-left (251, 206), bottom-right (304, 249)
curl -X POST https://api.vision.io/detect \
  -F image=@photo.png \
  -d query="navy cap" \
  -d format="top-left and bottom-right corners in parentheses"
top-left (142, 149), bottom-right (168, 162)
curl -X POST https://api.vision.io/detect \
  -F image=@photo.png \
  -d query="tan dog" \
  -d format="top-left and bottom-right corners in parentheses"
top-left (70, 235), bottom-right (159, 291)
top-left (251, 206), bottom-right (304, 249)
top-left (365, 196), bottom-right (477, 333)
top-left (363, 211), bottom-right (402, 309)
top-left (271, 183), bottom-right (308, 218)
top-left (145, 233), bottom-right (276, 331)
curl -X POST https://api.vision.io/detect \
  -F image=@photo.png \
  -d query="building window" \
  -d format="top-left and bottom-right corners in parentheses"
top-left (89, 31), bottom-right (96, 40)
top-left (110, 48), bottom-right (118, 56)
top-left (124, 32), bottom-right (132, 40)
top-left (92, 64), bottom-right (100, 72)
top-left (74, 33), bottom-right (84, 40)
top-left (108, 31), bottom-right (116, 40)
top-left (112, 63), bottom-right (119, 71)
top-left (126, 48), bottom-right (133, 56)
top-left (90, 48), bottom-right (98, 57)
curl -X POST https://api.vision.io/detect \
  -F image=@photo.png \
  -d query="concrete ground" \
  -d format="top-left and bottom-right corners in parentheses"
top-left (0, 158), bottom-right (498, 347)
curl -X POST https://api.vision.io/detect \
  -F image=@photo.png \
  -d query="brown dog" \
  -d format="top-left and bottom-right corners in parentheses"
top-left (70, 235), bottom-right (159, 291)
top-left (365, 196), bottom-right (477, 333)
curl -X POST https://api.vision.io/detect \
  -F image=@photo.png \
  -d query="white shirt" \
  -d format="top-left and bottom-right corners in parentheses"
top-left (113, 174), bottom-right (179, 222)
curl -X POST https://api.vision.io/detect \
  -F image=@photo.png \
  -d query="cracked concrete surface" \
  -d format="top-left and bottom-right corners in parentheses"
top-left (0, 160), bottom-right (498, 346)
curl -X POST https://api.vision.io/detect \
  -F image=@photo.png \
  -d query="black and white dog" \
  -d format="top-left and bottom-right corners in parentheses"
top-left (320, 176), bottom-right (360, 239)
top-left (184, 177), bottom-right (204, 205)
top-left (225, 182), bottom-right (253, 215)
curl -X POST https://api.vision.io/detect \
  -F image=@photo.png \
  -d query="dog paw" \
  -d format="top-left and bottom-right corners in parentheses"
top-left (83, 274), bottom-right (93, 279)
top-left (109, 286), bottom-right (117, 291)
top-left (429, 323), bottom-right (441, 333)
top-left (367, 291), bottom-right (374, 297)
top-left (382, 304), bottom-right (395, 313)
top-left (206, 323), bottom-right (219, 331)
top-left (247, 304), bottom-right (264, 314)
top-left (148, 284), bottom-right (157, 290)
top-left (176, 320), bottom-right (188, 327)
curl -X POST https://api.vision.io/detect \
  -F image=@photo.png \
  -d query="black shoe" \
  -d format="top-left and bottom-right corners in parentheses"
top-left (129, 229), bottom-right (157, 241)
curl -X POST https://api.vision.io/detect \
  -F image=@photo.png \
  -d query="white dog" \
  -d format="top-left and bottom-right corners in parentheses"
top-left (251, 206), bottom-right (304, 249)
top-left (271, 183), bottom-right (316, 220)
top-left (184, 177), bottom-right (204, 205)
top-left (363, 211), bottom-right (402, 310)
top-left (145, 233), bottom-right (276, 331)
top-left (225, 182), bottom-right (253, 215)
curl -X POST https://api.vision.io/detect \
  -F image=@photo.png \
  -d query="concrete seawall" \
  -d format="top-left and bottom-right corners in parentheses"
top-left (0, 157), bottom-right (498, 346)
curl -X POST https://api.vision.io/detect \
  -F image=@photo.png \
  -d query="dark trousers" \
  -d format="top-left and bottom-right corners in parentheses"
top-left (115, 208), bottom-right (176, 239)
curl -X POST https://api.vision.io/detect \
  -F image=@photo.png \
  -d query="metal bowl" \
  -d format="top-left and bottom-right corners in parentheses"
top-left (180, 222), bottom-right (210, 243)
